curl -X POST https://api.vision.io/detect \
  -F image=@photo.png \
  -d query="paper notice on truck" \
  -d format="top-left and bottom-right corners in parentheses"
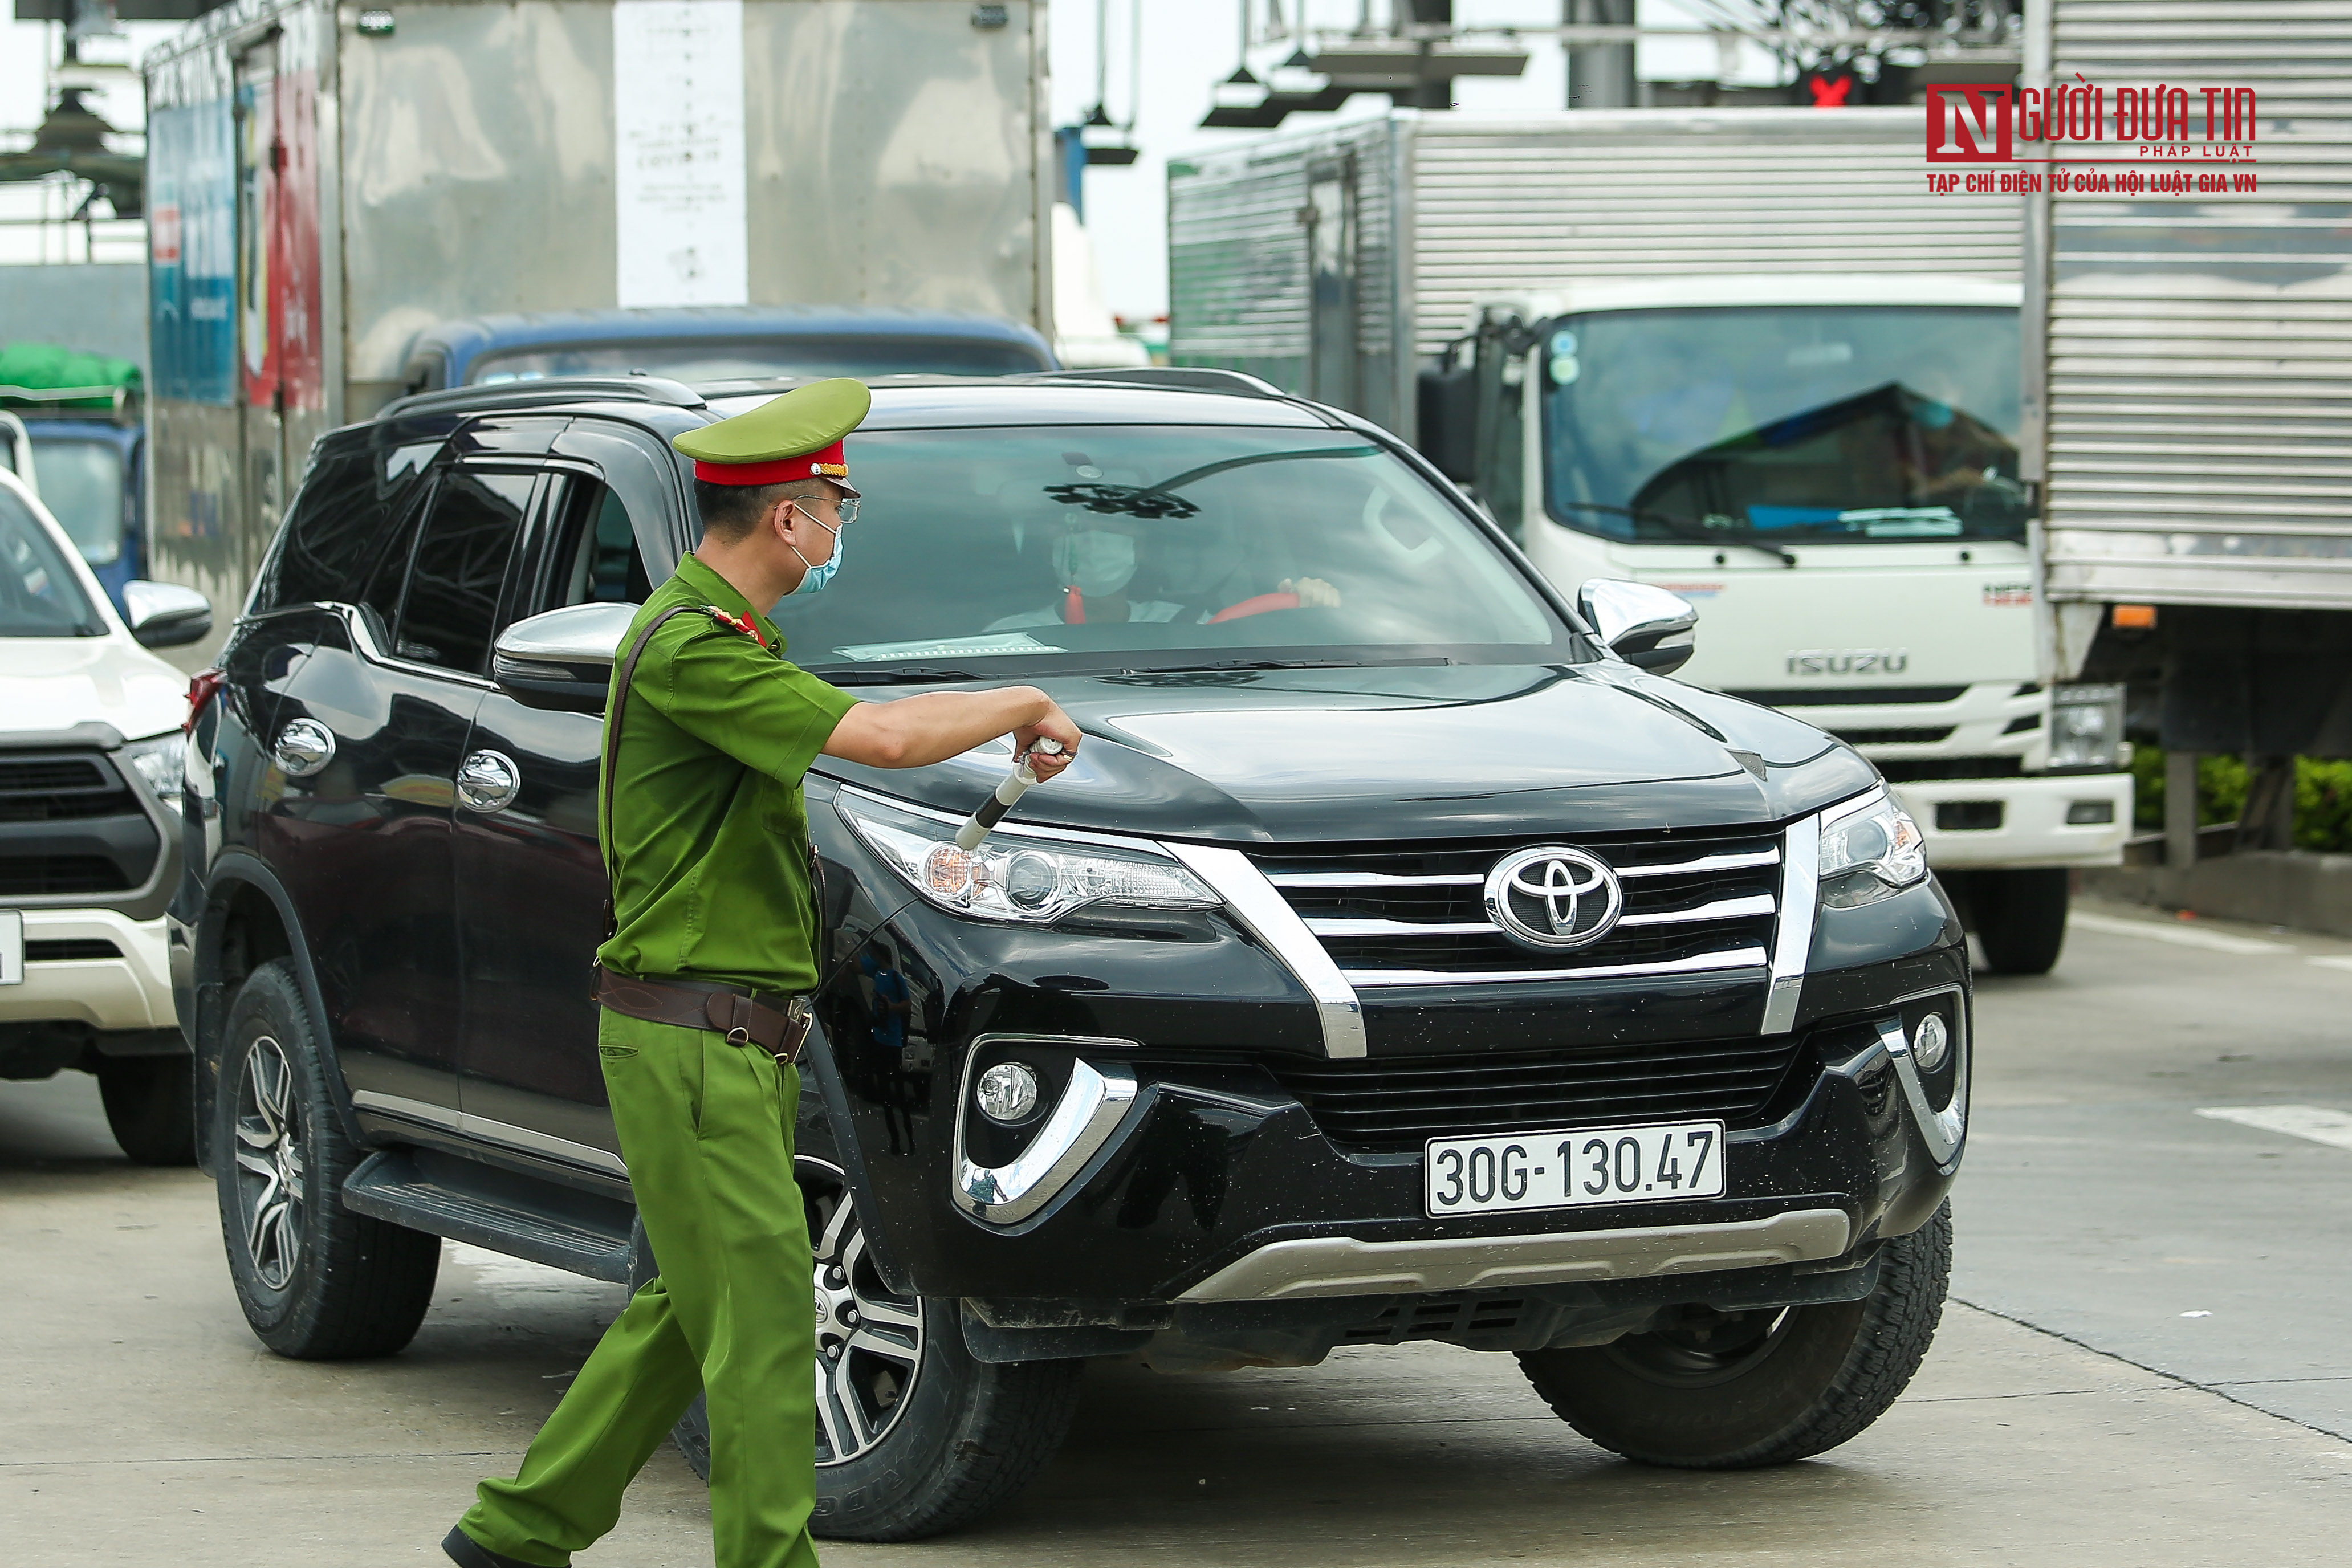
top-left (613, 0), bottom-right (750, 308)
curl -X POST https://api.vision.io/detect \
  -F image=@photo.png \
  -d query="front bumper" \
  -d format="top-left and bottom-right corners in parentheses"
top-left (813, 877), bottom-right (1968, 1313)
top-left (1894, 770), bottom-right (2133, 869)
top-left (0, 907), bottom-right (178, 1032)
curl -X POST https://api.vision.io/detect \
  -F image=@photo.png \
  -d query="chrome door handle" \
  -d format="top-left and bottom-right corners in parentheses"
top-left (456, 750), bottom-right (522, 814)
top-left (272, 718), bottom-right (336, 777)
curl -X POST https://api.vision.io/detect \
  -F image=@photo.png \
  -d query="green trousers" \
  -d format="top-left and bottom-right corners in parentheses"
top-left (457, 1011), bottom-right (820, 1568)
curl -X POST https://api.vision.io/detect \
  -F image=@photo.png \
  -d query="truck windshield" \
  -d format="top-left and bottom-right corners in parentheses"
top-left (0, 488), bottom-right (104, 637)
top-left (471, 336), bottom-right (1048, 385)
top-left (766, 424), bottom-right (1574, 675)
top-left (29, 437), bottom-right (125, 567)
top-left (1540, 305), bottom-right (2024, 547)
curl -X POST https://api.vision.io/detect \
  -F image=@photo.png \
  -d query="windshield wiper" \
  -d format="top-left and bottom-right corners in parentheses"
top-left (1553, 500), bottom-right (1797, 567)
top-left (820, 667), bottom-right (983, 686)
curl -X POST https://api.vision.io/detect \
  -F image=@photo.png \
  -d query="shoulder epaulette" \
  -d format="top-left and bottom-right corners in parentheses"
top-left (699, 605), bottom-right (767, 649)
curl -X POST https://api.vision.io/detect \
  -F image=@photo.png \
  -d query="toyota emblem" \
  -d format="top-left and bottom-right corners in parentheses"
top-left (1483, 846), bottom-right (1623, 950)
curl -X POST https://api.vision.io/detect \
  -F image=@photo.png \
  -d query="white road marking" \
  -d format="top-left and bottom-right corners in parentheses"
top-left (2066, 911), bottom-right (2296, 955)
top-left (2195, 1105), bottom-right (2352, 1152)
top-left (2306, 956), bottom-right (2352, 974)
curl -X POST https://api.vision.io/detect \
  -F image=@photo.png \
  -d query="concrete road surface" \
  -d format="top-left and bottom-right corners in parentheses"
top-left (7, 897), bottom-right (2352, 1566)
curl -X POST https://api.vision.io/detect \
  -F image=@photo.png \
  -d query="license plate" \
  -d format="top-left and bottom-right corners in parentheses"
top-left (0, 910), bottom-right (21, 985)
top-left (1425, 1119), bottom-right (1725, 1218)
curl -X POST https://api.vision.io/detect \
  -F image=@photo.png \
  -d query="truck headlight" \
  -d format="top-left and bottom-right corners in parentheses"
top-left (122, 732), bottom-right (186, 810)
top-left (1817, 789), bottom-right (1928, 910)
top-left (2049, 683), bottom-right (2125, 773)
top-left (838, 797), bottom-right (1218, 924)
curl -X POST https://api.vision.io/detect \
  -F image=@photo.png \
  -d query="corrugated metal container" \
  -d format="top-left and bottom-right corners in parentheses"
top-left (2032, 0), bottom-right (2352, 616)
top-left (1169, 107), bottom-right (2020, 440)
top-left (140, 0), bottom-right (1053, 645)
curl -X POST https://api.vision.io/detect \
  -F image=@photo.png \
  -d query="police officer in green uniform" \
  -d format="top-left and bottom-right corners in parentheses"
top-left (444, 379), bottom-right (1079, 1568)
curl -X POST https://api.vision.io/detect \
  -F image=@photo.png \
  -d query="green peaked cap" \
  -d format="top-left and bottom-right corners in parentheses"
top-left (672, 377), bottom-right (872, 465)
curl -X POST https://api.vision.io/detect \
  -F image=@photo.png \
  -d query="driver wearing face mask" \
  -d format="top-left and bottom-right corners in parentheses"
top-left (987, 520), bottom-right (1341, 632)
top-left (987, 523), bottom-right (1187, 630)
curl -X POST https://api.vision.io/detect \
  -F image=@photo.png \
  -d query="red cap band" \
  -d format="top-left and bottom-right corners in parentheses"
top-left (692, 439), bottom-right (848, 487)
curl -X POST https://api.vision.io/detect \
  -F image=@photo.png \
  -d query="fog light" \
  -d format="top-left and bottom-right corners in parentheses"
top-left (2067, 800), bottom-right (2115, 825)
top-left (975, 1062), bottom-right (1040, 1123)
top-left (1912, 1013), bottom-right (1951, 1073)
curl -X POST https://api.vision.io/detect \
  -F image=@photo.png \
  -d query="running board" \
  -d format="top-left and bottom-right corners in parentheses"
top-left (343, 1147), bottom-right (636, 1284)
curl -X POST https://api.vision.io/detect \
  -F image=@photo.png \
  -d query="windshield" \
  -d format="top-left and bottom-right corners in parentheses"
top-left (1540, 306), bottom-right (2025, 547)
top-left (764, 424), bottom-right (1573, 675)
top-left (0, 488), bottom-right (104, 637)
top-left (29, 437), bottom-right (126, 566)
top-left (471, 335), bottom-right (1048, 385)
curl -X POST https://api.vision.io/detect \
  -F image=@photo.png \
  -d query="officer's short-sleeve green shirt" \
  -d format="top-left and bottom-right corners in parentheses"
top-left (595, 554), bottom-right (859, 994)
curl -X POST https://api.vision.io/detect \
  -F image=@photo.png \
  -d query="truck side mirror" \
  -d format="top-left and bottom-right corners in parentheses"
top-left (121, 580), bottom-right (213, 649)
top-left (1578, 578), bottom-right (1697, 676)
top-left (1417, 364), bottom-right (1477, 483)
top-left (492, 601), bottom-right (640, 713)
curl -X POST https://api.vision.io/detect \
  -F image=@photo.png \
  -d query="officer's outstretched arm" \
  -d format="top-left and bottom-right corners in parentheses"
top-left (824, 686), bottom-right (1079, 779)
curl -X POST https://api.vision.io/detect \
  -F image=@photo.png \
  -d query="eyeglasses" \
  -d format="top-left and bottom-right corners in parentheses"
top-left (833, 495), bottom-right (860, 528)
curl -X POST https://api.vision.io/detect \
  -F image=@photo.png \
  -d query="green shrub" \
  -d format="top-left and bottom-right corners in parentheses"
top-left (2129, 751), bottom-right (2352, 852)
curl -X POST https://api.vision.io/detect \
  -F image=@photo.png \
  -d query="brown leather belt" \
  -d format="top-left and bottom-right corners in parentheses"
top-left (593, 966), bottom-right (814, 1064)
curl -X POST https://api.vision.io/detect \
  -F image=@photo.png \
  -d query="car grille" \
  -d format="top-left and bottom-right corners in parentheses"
top-left (0, 755), bottom-right (127, 822)
top-left (1264, 1035), bottom-right (1810, 1152)
top-left (1249, 829), bottom-right (1783, 987)
top-left (0, 750), bottom-right (160, 895)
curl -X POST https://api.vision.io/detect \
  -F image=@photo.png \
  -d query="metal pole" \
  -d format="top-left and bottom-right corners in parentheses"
top-left (1565, 0), bottom-right (1638, 109)
top-left (2166, 752), bottom-right (2200, 870)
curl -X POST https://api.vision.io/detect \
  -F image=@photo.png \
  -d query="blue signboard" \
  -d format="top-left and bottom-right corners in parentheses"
top-left (147, 100), bottom-right (237, 405)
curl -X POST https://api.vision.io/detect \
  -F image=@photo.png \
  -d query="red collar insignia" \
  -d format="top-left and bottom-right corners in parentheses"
top-left (703, 605), bottom-right (766, 647)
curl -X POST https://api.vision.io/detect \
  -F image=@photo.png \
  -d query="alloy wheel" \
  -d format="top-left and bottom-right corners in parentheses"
top-left (804, 1162), bottom-right (924, 1465)
top-left (232, 1034), bottom-right (307, 1291)
top-left (1604, 1305), bottom-right (1795, 1388)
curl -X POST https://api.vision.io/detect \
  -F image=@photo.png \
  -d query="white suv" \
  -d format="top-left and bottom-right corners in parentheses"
top-left (1, 465), bottom-right (211, 1162)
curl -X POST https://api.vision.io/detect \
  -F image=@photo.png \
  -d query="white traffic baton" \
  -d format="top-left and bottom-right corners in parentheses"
top-left (955, 738), bottom-right (1065, 850)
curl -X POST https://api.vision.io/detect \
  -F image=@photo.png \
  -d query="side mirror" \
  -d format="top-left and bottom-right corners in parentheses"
top-left (1415, 363), bottom-right (1477, 483)
top-left (493, 602), bottom-right (639, 713)
top-left (1578, 578), bottom-right (1698, 676)
top-left (121, 580), bottom-right (213, 649)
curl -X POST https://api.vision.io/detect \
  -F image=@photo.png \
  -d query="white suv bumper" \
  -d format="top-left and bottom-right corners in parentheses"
top-left (0, 908), bottom-right (178, 1031)
top-left (1891, 771), bottom-right (2134, 870)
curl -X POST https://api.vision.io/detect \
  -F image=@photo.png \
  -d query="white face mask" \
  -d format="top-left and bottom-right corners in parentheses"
top-left (1053, 530), bottom-right (1137, 597)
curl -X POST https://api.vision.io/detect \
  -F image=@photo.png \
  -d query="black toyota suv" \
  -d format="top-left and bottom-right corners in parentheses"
top-left (174, 370), bottom-right (1968, 1541)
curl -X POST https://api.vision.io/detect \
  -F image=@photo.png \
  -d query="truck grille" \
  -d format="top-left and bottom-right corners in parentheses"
top-left (0, 755), bottom-right (127, 822)
top-left (0, 750), bottom-right (160, 895)
top-left (1264, 1035), bottom-right (1809, 1152)
top-left (1250, 830), bottom-right (1782, 987)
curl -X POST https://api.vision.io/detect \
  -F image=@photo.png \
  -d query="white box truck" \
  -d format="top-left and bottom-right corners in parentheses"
top-left (1169, 107), bottom-right (2133, 972)
top-left (2024, 0), bottom-right (2352, 866)
top-left (140, 0), bottom-right (1056, 644)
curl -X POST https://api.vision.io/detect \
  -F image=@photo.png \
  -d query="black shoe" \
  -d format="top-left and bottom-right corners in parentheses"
top-left (442, 1525), bottom-right (562, 1568)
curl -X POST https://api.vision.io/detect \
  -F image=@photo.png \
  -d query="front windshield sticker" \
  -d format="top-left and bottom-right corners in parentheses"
top-left (837, 633), bottom-right (1068, 662)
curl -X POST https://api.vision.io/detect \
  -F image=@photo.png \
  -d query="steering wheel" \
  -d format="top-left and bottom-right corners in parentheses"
top-left (1206, 591), bottom-right (1303, 624)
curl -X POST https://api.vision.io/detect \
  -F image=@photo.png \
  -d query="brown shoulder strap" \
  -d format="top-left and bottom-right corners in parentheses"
top-left (600, 604), bottom-right (707, 916)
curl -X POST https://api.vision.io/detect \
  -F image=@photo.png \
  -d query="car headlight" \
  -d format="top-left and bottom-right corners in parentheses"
top-left (122, 732), bottom-right (186, 810)
top-left (2049, 682), bottom-right (2125, 772)
top-left (1817, 789), bottom-right (1928, 910)
top-left (837, 796), bottom-right (1218, 924)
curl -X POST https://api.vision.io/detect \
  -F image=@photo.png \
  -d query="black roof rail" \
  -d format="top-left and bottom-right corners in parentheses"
top-left (1027, 366), bottom-right (1289, 399)
top-left (376, 374), bottom-right (707, 421)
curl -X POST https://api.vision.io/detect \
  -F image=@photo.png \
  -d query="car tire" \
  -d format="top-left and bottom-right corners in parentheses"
top-left (657, 1158), bottom-right (1083, 1541)
top-left (1516, 1202), bottom-right (1952, 1468)
top-left (1971, 868), bottom-right (2070, 975)
top-left (215, 959), bottom-right (440, 1359)
top-left (95, 1053), bottom-right (197, 1166)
